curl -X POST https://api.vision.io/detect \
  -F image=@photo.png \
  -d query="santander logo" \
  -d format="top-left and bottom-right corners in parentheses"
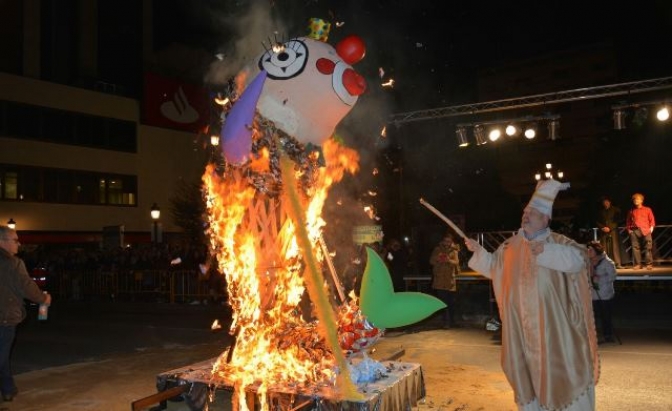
top-left (160, 86), bottom-right (199, 124)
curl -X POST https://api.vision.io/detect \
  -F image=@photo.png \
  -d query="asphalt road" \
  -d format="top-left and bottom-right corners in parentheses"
top-left (14, 288), bottom-right (669, 375)
top-left (4, 289), bottom-right (672, 411)
top-left (13, 301), bottom-right (233, 374)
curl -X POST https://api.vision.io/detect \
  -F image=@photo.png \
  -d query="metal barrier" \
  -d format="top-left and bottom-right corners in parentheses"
top-left (611, 225), bottom-right (672, 264)
top-left (43, 226), bottom-right (672, 303)
top-left (51, 269), bottom-right (218, 304)
top-left (472, 230), bottom-right (518, 252)
top-left (471, 225), bottom-right (672, 264)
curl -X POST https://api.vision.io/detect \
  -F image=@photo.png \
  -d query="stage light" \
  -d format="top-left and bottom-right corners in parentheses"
top-left (453, 114), bottom-right (557, 148)
top-left (534, 172), bottom-right (541, 181)
top-left (548, 120), bottom-right (560, 140)
top-left (632, 107), bottom-right (649, 127)
top-left (456, 127), bottom-right (469, 147)
top-left (613, 100), bottom-right (671, 127)
top-left (488, 128), bottom-right (502, 142)
top-left (613, 109), bottom-right (626, 130)
top-left (474, 125), bottom-right (487, 145)
top-left (505, 124), bottom-right (519, 136)
top-left (524, 124), bottom-right (537, 139)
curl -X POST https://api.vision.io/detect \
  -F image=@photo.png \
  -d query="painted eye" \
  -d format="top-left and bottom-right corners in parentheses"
top-left (258, 39), bottom-right (309, 80)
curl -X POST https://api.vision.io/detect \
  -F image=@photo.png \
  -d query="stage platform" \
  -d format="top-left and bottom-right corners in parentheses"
top-left (404, 265), bottom-right (672, 291)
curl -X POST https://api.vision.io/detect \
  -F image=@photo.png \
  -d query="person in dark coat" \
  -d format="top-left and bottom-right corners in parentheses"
top-left (430, 232), bottom-right (460, 328)
top-left (0, 226), bottom-right (51, 402)
top-left (596, 196), bottom-right (623, 268)
top-left (587, 241), bottom-right (617, 344)
top-left (385, 238), bottom-right (410, 292)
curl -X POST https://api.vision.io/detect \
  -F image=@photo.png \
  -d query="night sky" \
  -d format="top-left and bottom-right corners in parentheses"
top-left (153, 0), bottom-right (672, 242)
top-left (156, 0), bottom-right (672, 108)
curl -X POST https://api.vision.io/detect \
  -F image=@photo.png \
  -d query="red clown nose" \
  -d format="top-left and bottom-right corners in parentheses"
top-left (336, 35), bottom-right (366, 65)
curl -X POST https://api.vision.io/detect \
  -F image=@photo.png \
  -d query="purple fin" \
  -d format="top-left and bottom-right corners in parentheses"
top-left (221, 70), bottom-right (268, 164)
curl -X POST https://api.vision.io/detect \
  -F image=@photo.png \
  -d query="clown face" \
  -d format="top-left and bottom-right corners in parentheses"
top-left (242, 35), bottom-right (366, 145)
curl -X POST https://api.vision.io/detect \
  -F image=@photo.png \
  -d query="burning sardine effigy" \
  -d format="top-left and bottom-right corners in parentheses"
top-left (202, 18), bottom-right (444, 411)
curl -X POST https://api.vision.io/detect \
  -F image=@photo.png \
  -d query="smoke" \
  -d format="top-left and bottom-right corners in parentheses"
top-left (201, 0), bottom-right (399, 254)
top-left (204, 0), bottom-right (289, 85)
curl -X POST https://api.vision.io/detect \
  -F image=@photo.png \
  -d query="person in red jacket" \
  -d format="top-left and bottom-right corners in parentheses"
top-left (625, 193), bottom-right (656, 270)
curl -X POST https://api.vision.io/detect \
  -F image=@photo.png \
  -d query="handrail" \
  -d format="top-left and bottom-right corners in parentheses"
top-left (590, 225), bottom-right (672, 263)
top-left (468, 225), bottom-right (672, 264)
top-left (42, 225), bottom-right (672, 302)
top-left (389, 76), bottom-right (672, 126)
top-left (51, 269), bottom-right (219, 304)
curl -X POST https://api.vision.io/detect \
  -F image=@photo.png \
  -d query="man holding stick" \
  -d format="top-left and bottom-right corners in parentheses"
top-left (463, 180), bottom-right (599, 411)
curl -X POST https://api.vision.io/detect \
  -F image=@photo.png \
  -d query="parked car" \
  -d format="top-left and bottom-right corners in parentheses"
top-left (31, 267), bottom-right (50, 290)
top-left (26, 267), bottom-right (51, 308)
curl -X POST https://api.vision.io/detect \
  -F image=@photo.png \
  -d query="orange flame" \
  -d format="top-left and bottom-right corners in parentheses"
top-left (203, 139), bottom-right (360, 411)
top-left (234, 71), bottom-right (249, 98)
top-left (249, 147), bottom-right (270, 173)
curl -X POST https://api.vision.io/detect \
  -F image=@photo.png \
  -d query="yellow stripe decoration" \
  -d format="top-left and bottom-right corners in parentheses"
top-left (279, 154), bottom-right (362, 400)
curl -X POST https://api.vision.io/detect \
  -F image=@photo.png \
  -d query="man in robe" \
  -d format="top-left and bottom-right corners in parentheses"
top-left (464, 180), bottom-right (599, 411)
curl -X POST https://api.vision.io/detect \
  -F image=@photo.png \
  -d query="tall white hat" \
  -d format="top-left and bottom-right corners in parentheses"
top-left (527, 179), bottom-right (570, 218)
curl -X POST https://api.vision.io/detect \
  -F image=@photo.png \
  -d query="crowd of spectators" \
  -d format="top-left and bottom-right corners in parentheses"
top-left (15, 243), bottom-right (216, 303)
top-left (18, 242), bottom-right (208, 274)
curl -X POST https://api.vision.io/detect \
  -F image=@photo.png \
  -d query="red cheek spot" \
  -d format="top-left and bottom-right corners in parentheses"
top-left (342, 68), bottom-right (366, 96)
top-left (316, 58), bottom-right (335, 75)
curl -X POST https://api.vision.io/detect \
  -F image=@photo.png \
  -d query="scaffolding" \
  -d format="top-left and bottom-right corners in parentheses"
top-left (388, 76), bottom-right (672, 126)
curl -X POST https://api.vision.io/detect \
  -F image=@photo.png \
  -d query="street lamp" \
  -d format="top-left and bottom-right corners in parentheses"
top-left (150, 203), bottom-right (161, 243)
top-left (7, 218), bottom-right (16, 229)
top-left (534, 163), bottom-right (564, 181)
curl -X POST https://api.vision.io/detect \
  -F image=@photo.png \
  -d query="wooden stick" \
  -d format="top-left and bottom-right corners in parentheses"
top-left (318, 234), bottom-right (346, 304)
top-left (279, 154), bottom-right (362, 400)
top-left (419, 198), bottom-right (467, 239)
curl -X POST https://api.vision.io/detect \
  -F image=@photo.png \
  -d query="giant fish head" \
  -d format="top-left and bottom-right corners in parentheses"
top-left (242, 35), bottom-right (367, 145)
top-left (221, 34), bottom-right (366, 164)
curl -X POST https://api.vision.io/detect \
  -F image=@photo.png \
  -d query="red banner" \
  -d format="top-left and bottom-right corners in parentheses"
top-left (142, 72), bottom-right (210, 132)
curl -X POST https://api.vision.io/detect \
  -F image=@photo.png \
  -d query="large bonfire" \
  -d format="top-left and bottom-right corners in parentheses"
top-left (202, 23), bottom-right (372, 411)
top-left (199, 19), bottom-right (444, 410)
top-left (204, 137), bottom-right (365, 410)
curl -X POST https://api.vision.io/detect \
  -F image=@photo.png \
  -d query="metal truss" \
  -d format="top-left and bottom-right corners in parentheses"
top-left (389, 76), bottom-right (672, 127)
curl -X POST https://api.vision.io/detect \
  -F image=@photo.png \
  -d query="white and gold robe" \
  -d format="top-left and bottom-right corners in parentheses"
top-left (469, 229), bottom-right (599, 410)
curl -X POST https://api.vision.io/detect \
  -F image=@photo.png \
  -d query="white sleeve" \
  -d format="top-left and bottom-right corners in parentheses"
top-left (536, 243), bottom-right (584, 273)
top-left (468, 246), bottom-right (494, 280)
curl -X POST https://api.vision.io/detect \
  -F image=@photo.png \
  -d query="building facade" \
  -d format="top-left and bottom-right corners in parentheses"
top-left (0, 0), bottom-right (211, 246)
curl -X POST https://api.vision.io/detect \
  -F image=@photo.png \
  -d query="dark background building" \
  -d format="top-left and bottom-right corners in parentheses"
top-left (1, 0), bottom-right (671, 256)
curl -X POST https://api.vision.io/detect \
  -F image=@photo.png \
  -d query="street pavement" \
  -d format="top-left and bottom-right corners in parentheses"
top-left (1, 297), bottom-right (671, 411)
